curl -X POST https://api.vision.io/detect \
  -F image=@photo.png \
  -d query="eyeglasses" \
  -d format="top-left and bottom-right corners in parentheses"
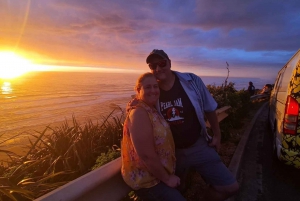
top-left (148, 60), bottom-right (167, 70)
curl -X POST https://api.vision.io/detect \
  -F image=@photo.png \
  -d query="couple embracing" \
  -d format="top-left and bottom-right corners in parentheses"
top-left (121, 49), bottom-right (239, 201)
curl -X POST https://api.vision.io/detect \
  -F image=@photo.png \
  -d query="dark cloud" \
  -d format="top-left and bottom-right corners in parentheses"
top-left (0, 0), bottom-right (299, 78)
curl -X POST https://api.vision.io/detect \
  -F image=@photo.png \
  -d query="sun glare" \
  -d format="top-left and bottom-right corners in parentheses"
top-left (0, 51), bottom-right (34, 79)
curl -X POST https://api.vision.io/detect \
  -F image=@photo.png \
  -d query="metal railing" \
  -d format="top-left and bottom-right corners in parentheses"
top-left (250, 93), bottom-right (270, 101)
top-left (35, 106), bottom-right (232, 201)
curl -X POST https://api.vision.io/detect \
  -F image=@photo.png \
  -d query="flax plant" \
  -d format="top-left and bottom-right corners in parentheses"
top-left (0, 108), bottom-right (125, 200)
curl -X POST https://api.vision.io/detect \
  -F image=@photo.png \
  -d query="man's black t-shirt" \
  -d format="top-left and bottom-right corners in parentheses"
top-left (159, 75), bottom-right (201, 148)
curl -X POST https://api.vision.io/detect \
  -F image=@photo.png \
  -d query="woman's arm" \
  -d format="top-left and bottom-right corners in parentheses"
top-left (128, 108), bottom-right (180, 188)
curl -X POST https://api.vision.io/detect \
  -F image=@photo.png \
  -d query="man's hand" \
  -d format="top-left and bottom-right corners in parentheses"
top-left (205, 111), bottom-right (222, 153)
top-left (208, 135), bottom-right (221, 153)
top-left (126, 98), bottom-right (139, 113)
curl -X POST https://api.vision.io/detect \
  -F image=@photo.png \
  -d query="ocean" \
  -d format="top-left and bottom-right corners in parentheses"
top-left (0, 71), bottom-right (274, 152)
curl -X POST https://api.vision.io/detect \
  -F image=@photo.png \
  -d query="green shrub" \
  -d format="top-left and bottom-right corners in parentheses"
top-left (92, 148), bottom-right (121, 170)
top-left (207, 82), bottom-right (252, 141)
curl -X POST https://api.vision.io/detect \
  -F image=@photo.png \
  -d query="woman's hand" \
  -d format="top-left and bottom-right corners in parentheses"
top-left (164, 175), bottom-right (181, 188)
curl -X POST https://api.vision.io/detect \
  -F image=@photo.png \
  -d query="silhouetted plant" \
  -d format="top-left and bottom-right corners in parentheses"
top-left (0, 108), bottom-right (124, 200)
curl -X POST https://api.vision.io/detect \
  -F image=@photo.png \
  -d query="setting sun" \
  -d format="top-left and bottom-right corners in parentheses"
top-left (0, 51), bottom-right (34, 79)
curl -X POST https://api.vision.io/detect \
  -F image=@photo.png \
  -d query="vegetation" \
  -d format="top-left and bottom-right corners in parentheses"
top-left (0, 110), bottom-right (124, 201)
top-left (0, 80), bottom-right (257, 200)
top-left (207, 82), bottom-right (251, 141)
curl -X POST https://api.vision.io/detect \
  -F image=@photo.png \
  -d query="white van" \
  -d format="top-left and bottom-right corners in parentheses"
top-left (269, 49), bottom-right (300, 168)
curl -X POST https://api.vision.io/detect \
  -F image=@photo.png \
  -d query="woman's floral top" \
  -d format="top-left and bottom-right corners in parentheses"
top-left (121, 100), bottom-right (175, 190)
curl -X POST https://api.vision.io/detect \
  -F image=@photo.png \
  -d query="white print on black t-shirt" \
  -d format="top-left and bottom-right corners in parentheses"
top-left (160, 98), bottom-right (184, 123)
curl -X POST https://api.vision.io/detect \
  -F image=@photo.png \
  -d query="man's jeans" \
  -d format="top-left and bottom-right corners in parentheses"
top-left (135, 182), bottom-right (186, 201)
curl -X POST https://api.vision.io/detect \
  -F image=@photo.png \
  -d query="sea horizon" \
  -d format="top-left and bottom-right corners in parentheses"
top-left (0, 70), bottom-right (274, 148)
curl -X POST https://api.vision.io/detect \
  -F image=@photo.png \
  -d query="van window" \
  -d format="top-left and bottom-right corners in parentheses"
top-left (274, 71), bottom-right (283, 91)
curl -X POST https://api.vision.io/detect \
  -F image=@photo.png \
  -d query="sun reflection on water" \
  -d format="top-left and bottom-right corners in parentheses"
top-left (1, 82), bottom-right (13, 95)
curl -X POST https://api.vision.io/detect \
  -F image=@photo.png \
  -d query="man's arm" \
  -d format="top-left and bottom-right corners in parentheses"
top-left (189, 73), bottom-right (220, 150)
top-left (205, 110), bottom-right (221, 152)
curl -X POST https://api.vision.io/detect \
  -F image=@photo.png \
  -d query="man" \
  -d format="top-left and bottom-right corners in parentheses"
top-left (145, 49), bottom-right (239, 201)
top-left (248, 81), bottom-right (255, 96)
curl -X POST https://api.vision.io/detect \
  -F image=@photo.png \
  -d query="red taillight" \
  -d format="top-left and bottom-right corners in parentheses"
top-left (283, 95), bottom-right (299, 135)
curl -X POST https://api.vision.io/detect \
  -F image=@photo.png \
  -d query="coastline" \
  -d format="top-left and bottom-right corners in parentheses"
top-left (0, 96), bottom-right (130, 160)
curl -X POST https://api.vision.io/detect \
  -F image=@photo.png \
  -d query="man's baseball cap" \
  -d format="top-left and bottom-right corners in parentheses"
top-left (146, 49), bottom-right (170, 63)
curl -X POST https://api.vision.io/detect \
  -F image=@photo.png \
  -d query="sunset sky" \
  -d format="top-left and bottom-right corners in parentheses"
top-left (1, 0), bottom-right (300, 79)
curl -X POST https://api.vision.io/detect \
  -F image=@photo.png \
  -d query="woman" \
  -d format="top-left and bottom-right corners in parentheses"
top-left (260, 84), bottom-right (272, 94)
top-left (121, 73), bottom-right (185, 201)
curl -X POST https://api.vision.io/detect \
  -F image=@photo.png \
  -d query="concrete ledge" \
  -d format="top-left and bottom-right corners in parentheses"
top-left (34, 106), bottom-right (233, 201)
top-left (250, 94), bottom-right (269, 101)
top-left (206, 106), bottom-right (231, 127)
top-left (35, 157), bottom-right (130, 201)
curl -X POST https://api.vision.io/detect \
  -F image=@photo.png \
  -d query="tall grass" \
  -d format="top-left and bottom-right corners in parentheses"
top-left (0, 108), bottom-right (124, 200)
